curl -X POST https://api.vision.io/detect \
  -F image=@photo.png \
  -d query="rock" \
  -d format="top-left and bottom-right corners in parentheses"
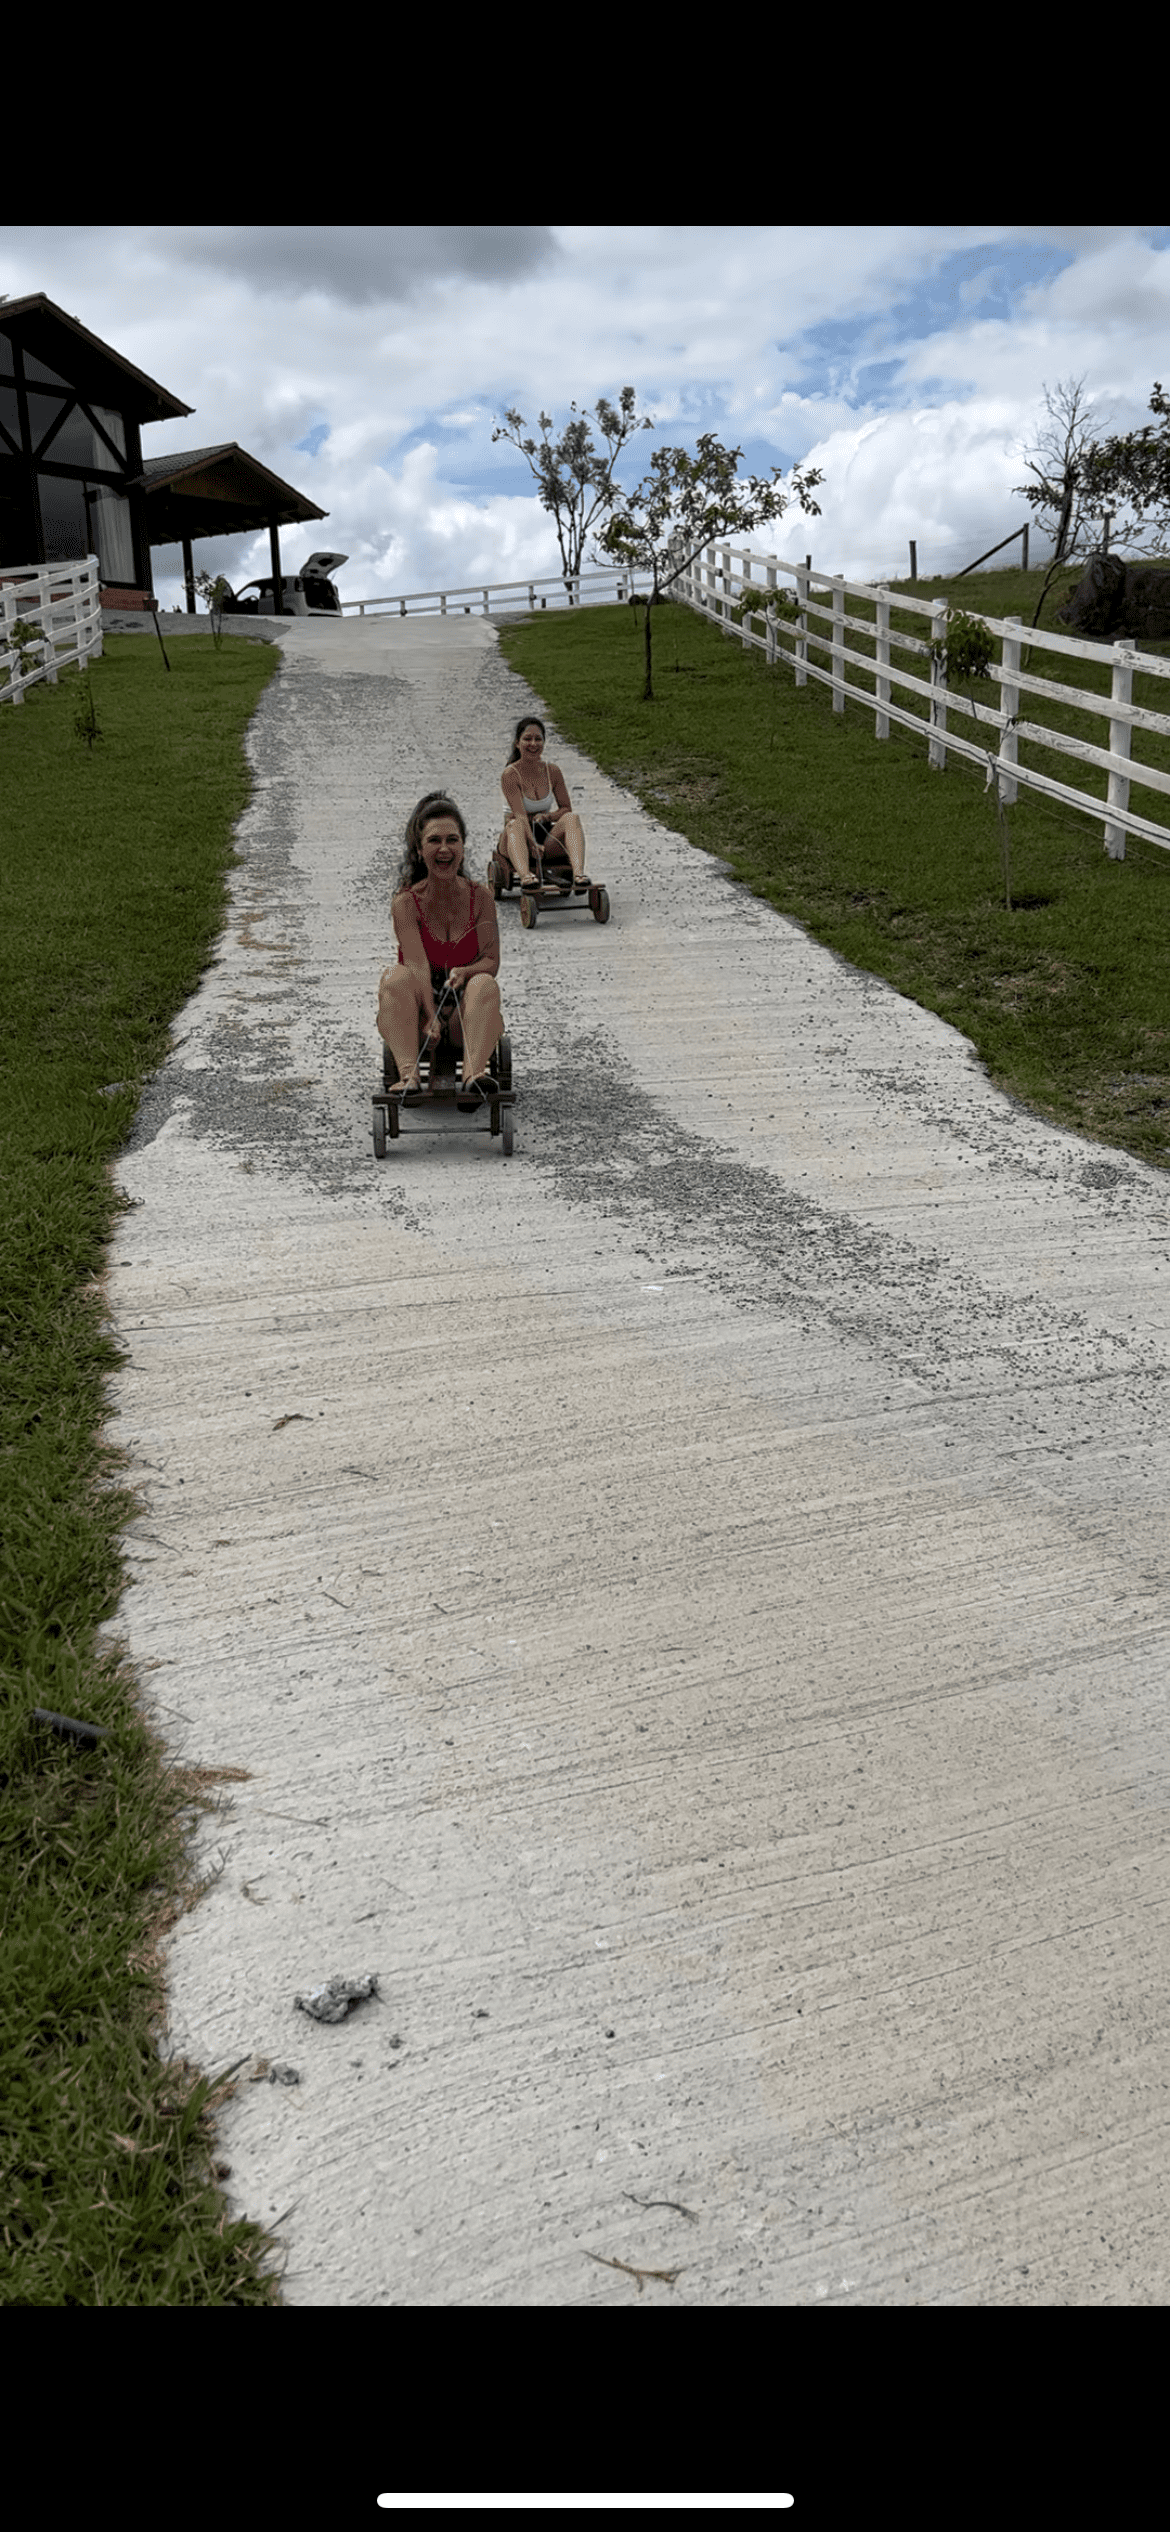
top-left (294, 1972), bottom-right (379, 2024)
top-left (1057, 554), bottom-right (1170, 641)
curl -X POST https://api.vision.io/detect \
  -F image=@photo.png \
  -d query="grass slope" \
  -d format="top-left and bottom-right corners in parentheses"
top-left (1, 635), bottom-right (284, 2305)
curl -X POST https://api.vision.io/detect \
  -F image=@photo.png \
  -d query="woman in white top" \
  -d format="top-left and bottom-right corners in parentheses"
top-left (500, 717), bottom-right (591, 892)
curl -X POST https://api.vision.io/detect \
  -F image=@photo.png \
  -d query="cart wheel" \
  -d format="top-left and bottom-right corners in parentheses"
top-left (491, 859), bottom-right (504, 901)
top-left (490, 1099), bottom-right (501, 1137)
top-left (590, 886), bottom-right (610, 924)
top-left (382, 1046), bottom-right (395, 1089)
top-left (387, 1099), bottom-right (400, 1140)
top-left (520, 892), bottom-right (538, 929)
top-left (373, 1104), bottom-right (387, 1159)
top-left (494, 1034), bottom-right (513, 1092)
top-left (502, 1108), bottom-right (514, 1156)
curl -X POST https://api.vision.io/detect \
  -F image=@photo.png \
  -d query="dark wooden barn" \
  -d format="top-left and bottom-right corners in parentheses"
top-left (0, 295), bottom-right (327, 613)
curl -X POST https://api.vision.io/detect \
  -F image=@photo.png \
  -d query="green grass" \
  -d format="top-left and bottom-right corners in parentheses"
top-left (499, 571), bottom-right (1170, 1171)
top-left (1, 635), bottom-right (285, 2304)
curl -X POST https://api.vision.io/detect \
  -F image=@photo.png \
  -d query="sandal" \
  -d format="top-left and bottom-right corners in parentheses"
top-left (386, 1071), bottom-right (423, 1102)
top-left (456, 1073), bottom-right (493, 1111)
top-left (573, 875), bottom-right (592, 894)
top-left (520, 872), bottom-right (541, 893)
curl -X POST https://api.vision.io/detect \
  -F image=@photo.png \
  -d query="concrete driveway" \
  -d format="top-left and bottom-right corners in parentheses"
top-left (104, 612), bottom-right (1170, 2306)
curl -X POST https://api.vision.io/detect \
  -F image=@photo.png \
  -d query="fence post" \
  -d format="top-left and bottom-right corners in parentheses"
top-left (740, 555), bottom-right (753, 650)
top-left (875, 588), bottom-right (890, 738)
top-left (832, 577), bottom-right (845, 713)
top-left (795, 561), bottom-right (809, 688)
top-left (929, 599), bottom-right (948, 768)
top-left (765, 561), bottom-right (777, 668)
top-left (1, 582), bottom-right (18, 704)
top-left (999, 615), bottom-right (1021, 805)
top-left (1104, 638), bottom-right (1134, 860)
top-left (720, 545), bottom-right (732, 635)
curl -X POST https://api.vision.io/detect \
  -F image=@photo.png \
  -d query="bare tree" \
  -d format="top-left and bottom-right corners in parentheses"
top-left (491, 390), bottom-right (653, 599)
top-left (1013, 376), bottom-right (1140, 627)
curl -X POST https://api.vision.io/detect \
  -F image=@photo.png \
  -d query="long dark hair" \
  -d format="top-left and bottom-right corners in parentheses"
top-left (506, 715), bottom-right (546, 765)
top-left (394, 793), bottom-right (469, 891)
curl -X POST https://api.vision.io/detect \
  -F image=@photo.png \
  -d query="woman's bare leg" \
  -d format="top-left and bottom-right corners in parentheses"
top-left (547, 812), bottom-right (587, 882)
top-left (504, 816), bottom-right (538, 882)
top-left (377, 965), bottom-right (429, 1084)
top-left (451, 975), bottom-right (503, 1083)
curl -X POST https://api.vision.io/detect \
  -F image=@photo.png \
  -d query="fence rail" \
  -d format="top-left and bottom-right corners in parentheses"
top-left (672, 544), bottom-right (1170, 860)
top-left (340, 564), bottom-right (653, 620)
top-left (1, 557), bottom-right (104, 705)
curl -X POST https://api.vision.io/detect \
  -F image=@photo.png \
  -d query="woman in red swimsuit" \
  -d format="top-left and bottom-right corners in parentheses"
top-left (377, 793), bottom-right (503, 1108)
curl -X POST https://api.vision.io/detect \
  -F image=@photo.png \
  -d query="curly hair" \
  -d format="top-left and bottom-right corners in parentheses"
top-left (506, 715), bottom-right (546, 765)
top-left (394, 793), bottom-right (470, 892)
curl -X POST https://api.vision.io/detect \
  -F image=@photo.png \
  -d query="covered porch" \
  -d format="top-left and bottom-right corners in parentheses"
top-left (138, 444), bottom-right (327, 613)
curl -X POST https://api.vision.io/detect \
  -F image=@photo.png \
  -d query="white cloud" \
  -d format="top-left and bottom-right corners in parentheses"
top-left (6, 225), bottom-right (1169, 598)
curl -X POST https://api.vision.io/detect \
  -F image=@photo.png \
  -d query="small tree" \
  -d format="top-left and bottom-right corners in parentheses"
top-left (5, 615), bottom-right (44, 692)
top-left (1080, 382), bottom-right (1170, 558)
top-left (73, 674), bottom-right (102, 750)
top-left (194, 569), bottom-right (231, 648)
top-left (491, 390), bottom-right (653, 599)
top-left (598, 434), bottom-right (823, 699)
top-left (933, 609), bottom-right (1018, 912)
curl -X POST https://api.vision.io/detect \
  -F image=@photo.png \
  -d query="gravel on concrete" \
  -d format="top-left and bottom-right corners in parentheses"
top-left (101, 611), bottom-right (1170, 2306)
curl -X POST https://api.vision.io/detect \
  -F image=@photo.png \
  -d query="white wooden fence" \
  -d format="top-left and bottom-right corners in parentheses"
top-left (672, 544), bottom-right (1170, 861)
top-left (341, 563), bottom-right (653, 620)
top-left (1, 557), bottom-right (104, 705)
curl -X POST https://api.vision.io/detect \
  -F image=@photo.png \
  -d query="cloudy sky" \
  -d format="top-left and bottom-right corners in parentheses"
top-left (4, 226), bottom-right (1169, 606)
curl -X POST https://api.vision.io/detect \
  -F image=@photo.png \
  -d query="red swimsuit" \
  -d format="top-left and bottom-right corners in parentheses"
top-left (398, 882), bottom-right (479, 980)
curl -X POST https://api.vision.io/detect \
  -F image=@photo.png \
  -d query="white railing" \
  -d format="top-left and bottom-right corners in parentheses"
top-left (672, 544), bottom-right (1170, 861)
top-left (1, 557), bottom-right (104, 705)
top-left (340, 564), bottom-right (653, 620)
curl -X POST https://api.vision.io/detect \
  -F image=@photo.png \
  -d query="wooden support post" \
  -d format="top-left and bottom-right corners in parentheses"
top-left (766, 561), bottom-right (777, 668)
top-left (999, 616), bottom-right (1021, 805)
top-left (929, 599), bottom-right (948, 768)
top-left (741, 554), bottom-right (752, 650)
top-left (909, 539), bottom-right (918, 582)
top-left (1105, 639), bottom-right (1134, 859)
top-left (182, 536), bottom-right (196, 613)
top-left (796, 561), bottom-right (809, 688)
top-left (832, 577), bottom-right (845, 712)
top-left (875, 588), bottom-right (890, 739)
top-left (269, 521), bottom-right (284, 614)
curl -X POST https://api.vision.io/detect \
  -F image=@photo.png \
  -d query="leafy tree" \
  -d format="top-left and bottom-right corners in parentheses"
top-left (491, 390), bottom-right (653, 598)
top-left (1081, 383), bottom-right (1170, 558)
top-left (195, 569), bottom-right (231, 647)
top-left (598, 433), bottom-right (823, 698)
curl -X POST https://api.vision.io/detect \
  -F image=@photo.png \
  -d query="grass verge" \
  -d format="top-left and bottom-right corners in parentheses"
top-left (499, 570), bottom-right (1170, 1172)
top-left (1, 633), bottom-right (284, 2303)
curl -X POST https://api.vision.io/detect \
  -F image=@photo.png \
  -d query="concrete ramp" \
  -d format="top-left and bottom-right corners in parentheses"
top-left (105, 613), bottom-right (1170, 2305)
